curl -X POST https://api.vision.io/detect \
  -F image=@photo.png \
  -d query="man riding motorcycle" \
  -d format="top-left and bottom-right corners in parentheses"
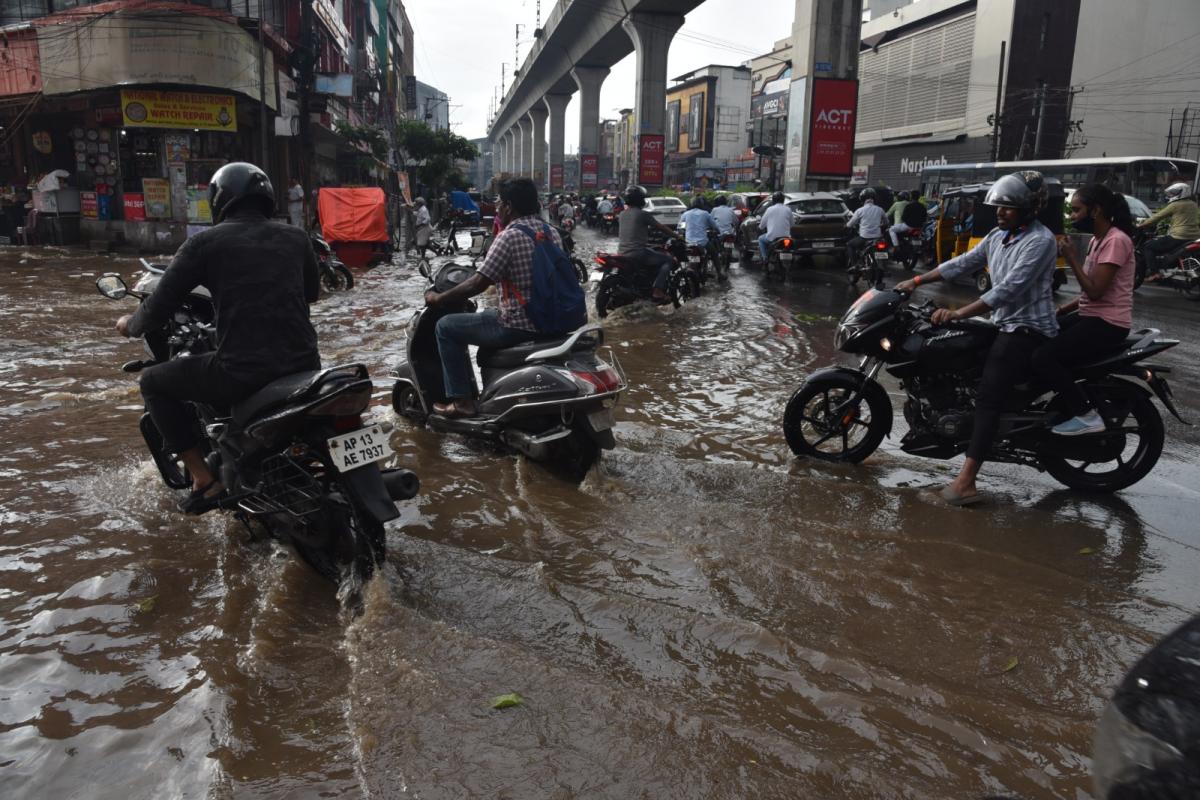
top-left (679, 197), bottom-right (721, 264)
top-left (844, 187), bottom-right (889, 269)
top-left (710, 194), bottom-right (738, 237)
top-left (757, 191), bottom-right (793, 263)
top-left (115, 162), bottom-right (321, 513)
top-left (895, 171), bottom-right (1059, 506)
top-left (617, 184), bottom-right (682, 303)
top-left (1137, 181), bottom-right (1200, 277)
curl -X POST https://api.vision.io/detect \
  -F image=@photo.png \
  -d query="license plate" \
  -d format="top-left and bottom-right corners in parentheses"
top-left (779, 252), bottom-right (794, 261)
top-left (723, 243), bottom-right (733, 251)
top-left (813, 241), bottom-right (833, 249)
top-left (587, 409), bottom-right (614, 432)
top-left (588, 270), bottom-right (604, 283)
top-left (327, 425), bottom-right (393, 473)
top-left (689, 256), bottom-right (701, 264)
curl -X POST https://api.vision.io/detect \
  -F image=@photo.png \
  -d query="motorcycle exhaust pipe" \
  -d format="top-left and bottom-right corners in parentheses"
top-left (381, 468), bottom-right (420, 501)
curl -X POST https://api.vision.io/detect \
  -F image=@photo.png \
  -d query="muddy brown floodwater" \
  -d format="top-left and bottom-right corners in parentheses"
top-left (2, 232), bottom-right (1199, 799)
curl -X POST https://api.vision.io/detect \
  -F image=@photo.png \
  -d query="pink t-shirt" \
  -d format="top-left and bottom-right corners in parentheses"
top-left (1078, 228), bottom-right (1134, 329)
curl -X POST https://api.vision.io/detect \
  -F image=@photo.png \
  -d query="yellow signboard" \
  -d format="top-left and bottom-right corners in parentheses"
top-left (121, 90), bottom-right (237, 132)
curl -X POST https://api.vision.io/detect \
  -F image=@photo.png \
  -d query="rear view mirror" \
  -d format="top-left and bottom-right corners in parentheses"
top-left (96, 273), bottom-right (128, 299)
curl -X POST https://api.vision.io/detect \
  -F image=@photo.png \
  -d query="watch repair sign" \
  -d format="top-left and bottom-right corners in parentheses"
top-left (807, 78), bottom-right (858, 177)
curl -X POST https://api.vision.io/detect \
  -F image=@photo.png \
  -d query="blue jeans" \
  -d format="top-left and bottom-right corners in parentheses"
top-left (434, 309), bottom-right (531, 399)
top-left (758, 233), bottom-right (780, 263)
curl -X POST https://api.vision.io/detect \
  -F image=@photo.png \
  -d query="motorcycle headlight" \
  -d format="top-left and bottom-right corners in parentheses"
top-left (834, 322), bottom-right (863, 350)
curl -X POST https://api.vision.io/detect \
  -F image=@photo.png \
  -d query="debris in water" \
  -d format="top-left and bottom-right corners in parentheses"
top-left (490, 692), bottom-right (524, 709)
top-left (1000, 656), bottom-right (1019, 674)
top-left (136, 595), bottom-right (158, 614)
top-left (1077, 547), bottom-right (1096, 555)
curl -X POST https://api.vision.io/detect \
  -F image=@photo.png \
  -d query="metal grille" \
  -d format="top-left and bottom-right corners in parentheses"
top-left (857, 13), bottom-right (976, 137)
top-left (238, 454), bottom-right (325, 519)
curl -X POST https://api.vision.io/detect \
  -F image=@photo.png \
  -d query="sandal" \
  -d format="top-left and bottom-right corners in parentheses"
top-left (179, 480), bottom-right (224, 515)
top-left (939, 485), bottom-right (986, 507)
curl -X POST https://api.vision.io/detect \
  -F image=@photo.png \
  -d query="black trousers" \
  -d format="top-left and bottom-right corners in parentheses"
top-left (1141, 235), bottom-right (1188, 273)
top-left (845, 235), bottom-right (868, 267)
top-left (968, 330), bottom-right (1048, 461)
top-left (140, 353), bottom-right (258, 454)
top-left (1031, 314), bottom-right (1129, 417)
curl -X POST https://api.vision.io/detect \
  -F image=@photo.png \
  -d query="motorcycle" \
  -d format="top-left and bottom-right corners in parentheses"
top-left (310, 232), bottom-right (355, 292)
top-left (96, 267), bottom-right (418, 596)
top-left (592, 235), bottom-right (701, 317)
top-left (782, 287), bottom-right (1186, 492)
top-left (764, 236), bottom-right (799, 281)
top-left (391, 261), bottom-right (627, 480)
top-left (553, 224), bottom-right (591, 284)
top-left (561, 215), bottom-right (576, 234)
top-left (891, 228), bottom-right (925, 272)
top-left (847, 238), bottom-right (889, 288)
top-left (1133, 228), bottom-right (1200, 295)
top-left (719, 231), bottom-right (737, 274)
top-left (600, 212), bottom-right (618, 235)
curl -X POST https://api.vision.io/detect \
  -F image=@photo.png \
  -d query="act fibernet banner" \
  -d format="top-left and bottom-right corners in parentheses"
top-left (638, 135), bottom-right (665, 185)
top-left (807, 78), bottom-right (858, 177)
top-left (121, 90), bottom-right (238, 132)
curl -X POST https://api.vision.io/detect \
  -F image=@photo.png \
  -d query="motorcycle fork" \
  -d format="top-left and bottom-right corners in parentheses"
top-left (834, 358), bottom-right (884, 415)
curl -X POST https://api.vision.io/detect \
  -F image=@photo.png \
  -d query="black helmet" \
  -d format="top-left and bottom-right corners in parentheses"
top-left (772, 191), bottom-right (786, 204)
top-left (985, 170), bottom-right (1047, 212)
top-left (860, 187), bottom-right (877, 201)
top-left (691, 196), bottom-right (706, 209)
top-left (898, 191), bottom-right (910, 201)
top-left (209, 162), bottom-right (274, 223)
top-left (623, 184), bottom-right (647, 207)
top-left (712, 194), bottom-right (728, 206)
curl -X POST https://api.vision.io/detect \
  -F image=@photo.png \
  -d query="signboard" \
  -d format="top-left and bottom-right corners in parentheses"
top-left (405, 75), bottom-right (418, 111)
top-left (313, 0), bottom-right (352, 55)
top-left (142, 179), bottom-right (172, 220)
top-left (687, 92), bottom-right (704, 147)
top-left (783, 77), bottom-right (807, 187)
top-left (550, 163), bottom-right (564, 190)
top-left (851, 165), bottom-right (869, 186)
top-left (37, 16), bottom-right (275, 106)
top-left (807, 78), bottom-right (858, 177)
top-left (122, 90), bottom-right (237, 132)
top-left (123, 193), bottom-right (146, 222)
top-left (187, 189), bottom-right (213, 224)
top-left (637, 135), bottom-right (664, 186)
top-left (81, 191), bottom-right (98, 219)
top-left (315, 74), bottom-right (354, 98)
top-left (580, 154), bottom-right (598, 189)
top-left (275, 71), bottom-right (299, 137)
top-left (751, 88), bottom-right (789, 119)
top-left (164, 133), bottom-right (190, 163)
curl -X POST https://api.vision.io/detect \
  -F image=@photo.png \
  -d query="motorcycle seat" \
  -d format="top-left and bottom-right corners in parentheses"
top-left (1072, 327), bottom-right (1158, 370)
top-left (232, 365), bottom-right (367, 426)
top-left (477, 334), bottom-right (598, 369)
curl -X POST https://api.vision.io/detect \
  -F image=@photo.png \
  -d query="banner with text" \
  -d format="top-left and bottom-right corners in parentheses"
top-left (122, 90), bottom-right (238, 132)
top-left (638, 135), bottom-right (664, 186)
top-left (807, 78), bottom-right (858, 178)
top-left (580, 155), bottom-right (598, 189)
top-left (550, 163), bottom-right (564, 190)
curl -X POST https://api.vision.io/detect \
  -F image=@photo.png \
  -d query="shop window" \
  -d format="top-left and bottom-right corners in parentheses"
top-left (0, 0), bottom-right (48, 22)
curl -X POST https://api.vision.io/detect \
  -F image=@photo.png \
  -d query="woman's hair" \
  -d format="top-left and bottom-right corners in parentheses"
top-left (499, 178), bottom-right (540, 217)
top-left (1073, 183), bottom-right (1136, 237)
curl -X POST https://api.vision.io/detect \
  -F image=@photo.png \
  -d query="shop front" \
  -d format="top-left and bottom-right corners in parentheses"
top-left (852, 135), bottom-right (992, 194)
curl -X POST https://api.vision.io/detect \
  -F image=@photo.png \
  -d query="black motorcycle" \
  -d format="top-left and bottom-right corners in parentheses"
top-left (553, 224), bottom-right (590, 284)
top-left (600, 211), bottom-right (618, 235)
top-left (593, 235), bottom-right (700, 317)
top-left (391, 261), bottom-right (627, 479)
top-left (1132, 227), bottom-right (1200, 295)
top-left (96, 268), bottom-right (418, 595)
top-left (891, 227), bottom-right (924, 272)
top-left (310, 232), bottom-right (355, 292)
top-left (782, 288), bottom-right (1186, 492)
top-left (847, 237), bottom-right (889, 288)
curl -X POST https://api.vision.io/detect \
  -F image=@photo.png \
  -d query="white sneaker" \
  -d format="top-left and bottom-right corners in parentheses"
top-left (1052, 410), bottom-right (1105, 436)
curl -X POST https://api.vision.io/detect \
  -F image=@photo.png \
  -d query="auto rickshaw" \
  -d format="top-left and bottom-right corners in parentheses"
top-left (315, 187), bottom-right (391, 268)
top-left (931, 180), bottom-right (1069, 293)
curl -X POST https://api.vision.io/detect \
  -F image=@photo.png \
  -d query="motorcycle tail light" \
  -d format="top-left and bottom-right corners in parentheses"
top-left (875, 240), bottom-right (890, 251)
top-left (782, 238), bottom-right (792, 248)
top-left (572, 367), bottom-right (622, 393)
top-left (594, 256), bottom-right (607, 266)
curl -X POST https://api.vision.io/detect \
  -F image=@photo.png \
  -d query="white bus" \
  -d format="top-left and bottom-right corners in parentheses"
top-left (919, 157), bottom-right (1196, 209)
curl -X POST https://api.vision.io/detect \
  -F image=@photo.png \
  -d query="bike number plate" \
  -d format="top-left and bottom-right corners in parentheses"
top-left (587, 409), bottom-right (614, 433)
top-left (813, 241), bottom-right (833, 249)
top-left (779, 252), bottom-right (794, 261)
top-left (589, 270), bottom-right (605, 283)
top-left (689, 256), bottom-right (701, 264)
top-left (327, 425), bottom-right (394, 473)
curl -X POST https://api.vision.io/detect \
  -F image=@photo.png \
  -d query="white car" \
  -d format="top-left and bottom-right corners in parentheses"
top-left (644, 196), bottom-right (687, 227)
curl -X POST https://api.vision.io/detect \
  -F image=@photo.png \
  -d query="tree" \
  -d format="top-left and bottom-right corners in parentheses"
top-left (334, 121), bottom-right (389, 183)
top-left (395, 119), bottom-right (480, 195)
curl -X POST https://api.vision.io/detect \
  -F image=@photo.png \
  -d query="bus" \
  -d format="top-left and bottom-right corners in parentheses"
top-left (918, 157), bottom-right (1197, 209)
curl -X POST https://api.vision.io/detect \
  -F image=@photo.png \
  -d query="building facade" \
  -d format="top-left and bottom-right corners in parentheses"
top-left (663, 64), bottom-right (752, 188)
top-left (613, 108), bottom-right (636, 189)
top-left (415, 81), bottom-right (450, 131)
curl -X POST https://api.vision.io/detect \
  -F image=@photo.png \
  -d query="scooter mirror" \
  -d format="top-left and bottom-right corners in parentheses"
top-left (96, 273), bottom-right (128, 299)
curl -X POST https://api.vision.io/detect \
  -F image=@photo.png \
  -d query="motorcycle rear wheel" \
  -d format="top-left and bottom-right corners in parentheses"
top-left (572, 257), bottom-right (589, 284)
top-left (322, 263), bottom-right (354, 292)
top-left (1038, 386), bottom-right (1164, 492)
top-left (783, 374), bottom-right (891, 463)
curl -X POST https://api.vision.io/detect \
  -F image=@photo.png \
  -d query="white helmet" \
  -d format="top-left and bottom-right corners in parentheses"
top-left (1164, 182), bottom-right (1192, 202)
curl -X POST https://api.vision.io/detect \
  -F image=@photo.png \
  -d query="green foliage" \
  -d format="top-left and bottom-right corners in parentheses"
top-left (651, 187), bottom-right (679, 198)
top-left (395, 119), bottom-right (480, 193)
top-left (334, 120), bottom-right (388, 159)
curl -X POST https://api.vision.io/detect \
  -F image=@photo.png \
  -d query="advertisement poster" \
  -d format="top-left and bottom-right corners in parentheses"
top-left (186, 189), bottom-right (212, 224)
top-left (164, 134), bottom-right (190, 163)
top-left (123, 193), bottom-right (146, 221)
top-left (121, 89), bottom-right (237, 132)
top-left (142, 178), bottom-right (172, 219)
top-left (580, 155), bottom-right (598, 189)
top-left (807, 78), bottom-right (858, 177)
top-left (783, 77), bottom-right (807, 188)
top-left (637, 135), bottom-right (664, 186)
top-left (550, 163), bottom-right (564, 190)
top-left (687, 93), bottom-right (704, 147)
top-left (81, 191), bottom-right (98, 219)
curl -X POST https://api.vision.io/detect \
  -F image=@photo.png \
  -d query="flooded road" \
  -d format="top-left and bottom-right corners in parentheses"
top-left (2, 231), bottom-right (1199, 799)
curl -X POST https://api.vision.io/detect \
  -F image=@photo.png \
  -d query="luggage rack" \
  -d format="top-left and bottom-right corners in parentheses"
top-left (237, 453), bottom-right (325, 518)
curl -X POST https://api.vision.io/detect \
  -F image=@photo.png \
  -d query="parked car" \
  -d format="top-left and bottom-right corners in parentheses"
top-left (739, 193), bottom-right (852, 262)
top-left (644, 196), bottom-right (688, 227)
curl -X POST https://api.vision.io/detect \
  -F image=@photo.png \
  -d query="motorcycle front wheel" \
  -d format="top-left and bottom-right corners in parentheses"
top-left (783, 373), bottom-right (891, 462)
top-left (1039, 385), bottom-right (1164, 492)
top-left (322, 263), bottom-right (354, 292)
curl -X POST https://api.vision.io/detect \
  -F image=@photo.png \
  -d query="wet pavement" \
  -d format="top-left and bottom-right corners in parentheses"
top-left (2, 229), bottom-right (1199, 799)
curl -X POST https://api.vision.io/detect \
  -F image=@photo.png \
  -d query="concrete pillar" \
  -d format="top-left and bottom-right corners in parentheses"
top-left (621, 12), bottom-right (684, 186)
top-left (571, 65), bottom-right (609, 163)
top-left (519, 117), bottom-right (535, 178)
top-left (544, 93), bottom-right (571, 191)
top-left (527, 105), bottom-right (549, 189)
top-left (495, 133), bottom-right (506, 176)
top-left (513, 122), bottom-right (527, 177)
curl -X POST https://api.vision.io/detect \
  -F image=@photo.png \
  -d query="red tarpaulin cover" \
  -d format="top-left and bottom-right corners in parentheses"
top-left (317, 187), bottom-right (388, 243)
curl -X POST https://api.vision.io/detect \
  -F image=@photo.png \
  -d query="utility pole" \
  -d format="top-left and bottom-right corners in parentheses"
top-left (258, 16), bottom-right (269, 182)
top-left (991, 40), bottom-right (1006, 161)
top-left (514, 24), bottom-right (524, 74)
top-left (1033, 81), bottom-right (1047, 160)
top-left (297, 0), bottom-right (316, 223)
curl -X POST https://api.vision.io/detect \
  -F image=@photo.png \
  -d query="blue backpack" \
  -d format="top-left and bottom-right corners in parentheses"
top-left (506, 224), bottom-right (588, 335)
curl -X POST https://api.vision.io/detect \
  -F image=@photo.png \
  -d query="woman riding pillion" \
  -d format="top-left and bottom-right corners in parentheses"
top-left (896, 171), bottom-right (1059, 506)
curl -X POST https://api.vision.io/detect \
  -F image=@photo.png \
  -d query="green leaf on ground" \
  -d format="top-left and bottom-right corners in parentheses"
top-left (490, 692), bottom-right (524, 710)
top-left (1001, 656), bottom-right (1019, 674)
top-left (1077, 546), bottom-right (1096, 555)
top-left (137, 595), bottom-right (158, 614)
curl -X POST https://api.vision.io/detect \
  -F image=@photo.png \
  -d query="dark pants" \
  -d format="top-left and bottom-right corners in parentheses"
top-left (140, 353), bottom-right (259, 454)
top-left (629, 248), bottom-right (675, 291)
top-left (1141, 235), bottom-right (1188, 273)
top-left (968, 330), bottom-right (1048, 461)
top-left (1031, 314), bottom-right (1129, 416)
top-left (846, 235), bottom-right (871, 268)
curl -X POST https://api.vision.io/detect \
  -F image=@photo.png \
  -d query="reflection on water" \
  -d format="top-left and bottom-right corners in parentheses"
top-left (1, 237), bottom-right (1198, 798)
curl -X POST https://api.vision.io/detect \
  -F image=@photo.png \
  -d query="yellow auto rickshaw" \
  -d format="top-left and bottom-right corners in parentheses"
top-left (932, 180), bottom-right (1070, 293)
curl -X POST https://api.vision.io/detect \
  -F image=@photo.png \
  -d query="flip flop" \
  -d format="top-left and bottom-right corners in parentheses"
top-left (939, 485), bottom-right (986, 507)
top-left (179, 480), bottom-right (224, 515)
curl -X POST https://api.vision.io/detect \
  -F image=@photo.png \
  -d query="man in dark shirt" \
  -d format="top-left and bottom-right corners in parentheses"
top-left (617, 185), bottom-right (680, 302)
top-left (115, 163), bottom-right (320, 512)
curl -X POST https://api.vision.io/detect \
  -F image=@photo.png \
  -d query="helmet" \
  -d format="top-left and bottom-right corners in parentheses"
top-left (691, 196), bottom-right (706, 209)
top-left (623, 184), bottom-right (647, 206)
top-left (772, 191), bottom-right (786, 204)
top-left (1165, 182), bottom-right (1192, 202)
top-left (413, 196), bottom-right (426, 206)
top-left (860, 187), bottom-right (876, 201)
top-left (898, 191), bottom-right (910, 201)
top-left (712, 194), bottom-right (728, 206)
top-left (984, 170), bottom-right (1046, 211)
top-left (208, 162), bottom-right (274, 223)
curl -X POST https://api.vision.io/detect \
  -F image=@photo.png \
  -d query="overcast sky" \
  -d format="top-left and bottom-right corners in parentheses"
top-left (404, 0), bottom-right (797, 147)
